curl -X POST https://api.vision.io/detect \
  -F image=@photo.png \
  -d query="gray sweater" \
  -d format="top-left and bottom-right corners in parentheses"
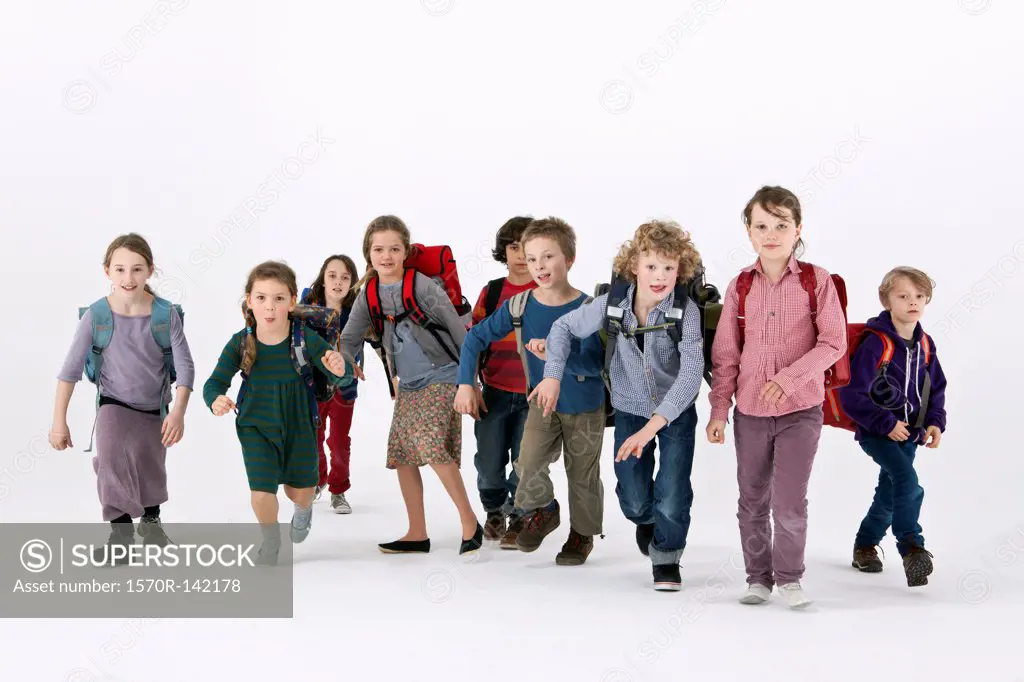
top-left (339, 272), bottom-right (466, 388)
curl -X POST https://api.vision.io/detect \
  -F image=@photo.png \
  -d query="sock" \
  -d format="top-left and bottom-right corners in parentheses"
top-left (110, 514), bottom-right (134, 537)
top-left (143, 505), bottom-right (160, 519)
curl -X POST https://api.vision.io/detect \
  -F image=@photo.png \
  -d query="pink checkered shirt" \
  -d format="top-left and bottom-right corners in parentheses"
top-left (709, 256), bottom-right (847, 423)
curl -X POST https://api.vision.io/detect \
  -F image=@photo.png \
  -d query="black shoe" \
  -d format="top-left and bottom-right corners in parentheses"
top-left (902, 545), bottom-right (934, 587)
top-left (653, 563), bottom-right (682, 591)
top-left (138, 516), bottom-right (172, 547)
top-left (460, 523), bottom-right (484, 556)
top-left (379, 538), bottom-right (431, 554)
top-left (93, 526), bottom-right (135, 567)
top-left (636, 523), bottom-right (655, 556)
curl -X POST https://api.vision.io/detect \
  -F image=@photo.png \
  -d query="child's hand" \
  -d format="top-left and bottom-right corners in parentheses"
top-left (760, 380), bottom-right (786, 407)
top-left (528, 378), bottom-right (561, 417)
top-left (706, 419), bottom-right (726, 444)
top-left (922, 425), bottom-right (942, 448)
top-left (351, 362), bottom-right (365, 381)
top-left (211, 395), bottom-right (236, 416)
top-left (48, 423), bottom-right (73, 451)
top-left (453, 384), bottom-right (484, 419)
top-left (888, 420), bottom-right (910, 441)
top-left (525, 338), bottom-right (547, 360)
top-left (161, 410), bottom-right (185, 447)
top-left (322, 350), bottom-right (347, 376)
top-left (616, 426), bottom-right (655, 462)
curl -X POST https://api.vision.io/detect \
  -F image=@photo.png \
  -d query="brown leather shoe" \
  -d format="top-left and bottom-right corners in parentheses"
top-left (515, 500), bottom-right (560, 552)
top-left (483, 512), bottom-right (506, 541)
top-left (555, 529), bottom-right (593, 566)
top-left (500, 515), bottom-right (524, 550)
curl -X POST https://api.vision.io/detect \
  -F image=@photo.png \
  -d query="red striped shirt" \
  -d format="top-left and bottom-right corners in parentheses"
top-left (709, 256), bottom-right (847, 423)
top-left (471, 278), bottom-right (537, 394)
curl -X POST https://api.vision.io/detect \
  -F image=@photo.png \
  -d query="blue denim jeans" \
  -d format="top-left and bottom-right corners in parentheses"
top-left (613, 404), bottom-right (697, 566)
top-left (854, 434), bottom-right (925, 556)
top-left (474, 385), bottom-right (530, 518)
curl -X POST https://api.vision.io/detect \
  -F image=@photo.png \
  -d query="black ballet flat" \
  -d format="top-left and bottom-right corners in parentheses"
top-left (459, 523), bottom-right (484, 556)
top-left (379, 538), bottom-right (431, 554)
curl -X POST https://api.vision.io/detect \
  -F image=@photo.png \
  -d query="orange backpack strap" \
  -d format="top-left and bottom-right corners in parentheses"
top-left (921, 333), bottom-right (932, 364)
top-left (865, 328), bottom-right (895, 367)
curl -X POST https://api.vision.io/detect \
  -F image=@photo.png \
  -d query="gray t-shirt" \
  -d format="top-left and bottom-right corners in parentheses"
top-left (378, 281), bottom-right (458, 391)
top-left (58, 307), bottom-right (195, 411)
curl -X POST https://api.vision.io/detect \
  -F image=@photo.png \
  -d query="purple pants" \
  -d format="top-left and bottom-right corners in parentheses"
top-left (733, 404), bottom-right (823, 588)
top-left (93, 403), bottom-right (168, 521)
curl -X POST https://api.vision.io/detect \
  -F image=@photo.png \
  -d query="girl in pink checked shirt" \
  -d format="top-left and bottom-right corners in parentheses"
top-left (706, 185), bottom-right (847, 609)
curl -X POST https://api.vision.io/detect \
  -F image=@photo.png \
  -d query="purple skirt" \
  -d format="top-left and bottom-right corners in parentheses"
top-left (92, 403), bottom-right (168, 521)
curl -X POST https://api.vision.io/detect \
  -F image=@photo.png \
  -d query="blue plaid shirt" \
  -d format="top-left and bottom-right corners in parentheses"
top-left (543, 284), bottom-right (703, 424)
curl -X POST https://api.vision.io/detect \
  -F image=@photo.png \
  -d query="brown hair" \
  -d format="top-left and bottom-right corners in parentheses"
top-left (521, 216), bottom-right (576, 262)
top-left (239, 261), bottom-right (299, 374)
top-left (612, 220), bottom-right (702, 284)
top-left (742, 185), bottom-right (805, 259)
top-left (103, 233), bottom-right (156, 295)
top-left (352, 215), bottom-right (412, 295)
top-left (492, 216), bottom-right (533, 263)
top-left (307, 254), bottom-right (360, 309)
top-left (878, 266), bottom-right (936, 307)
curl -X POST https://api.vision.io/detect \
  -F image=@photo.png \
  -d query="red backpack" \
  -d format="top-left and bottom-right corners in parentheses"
top-left (735, 259), bottom-right (852, 394)
top-left (822, 325), bottom-right (932, 431)
top-left (364, 243), bottom-right (472, 397)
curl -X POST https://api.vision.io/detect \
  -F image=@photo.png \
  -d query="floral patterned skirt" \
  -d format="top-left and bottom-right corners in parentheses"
top-left (386, 382), bottom-right (462, 469)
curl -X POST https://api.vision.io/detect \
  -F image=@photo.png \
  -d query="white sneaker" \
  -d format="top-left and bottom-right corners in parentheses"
top-left (738, 584), bottom-right (771, 605)
top-left (778, 582), bottom-right (812, 609)
top-left (331, 493), bottom-right (352, 514)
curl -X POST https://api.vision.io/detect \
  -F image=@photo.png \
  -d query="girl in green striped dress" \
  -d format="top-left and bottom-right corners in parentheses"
top-left (203, 261), bottom-right (355, 564)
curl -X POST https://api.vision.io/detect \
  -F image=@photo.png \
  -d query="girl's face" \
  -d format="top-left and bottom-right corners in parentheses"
top-left (369, 230), bottom-right (407, 282)
top-left (747, 202), bottom-right (801, 265)
top-left (524, 236), bottom-right (571, 289)
top-left (105, 247), bottom-right (153, 300)
top-left (247, 278), bottom-right (296, 334)
top-left (323, 259), bottom-right (353, 306)
top-left (632, 250), bottom-right (678, 304)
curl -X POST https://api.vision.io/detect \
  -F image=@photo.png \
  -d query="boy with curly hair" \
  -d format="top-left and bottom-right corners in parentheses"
top-left (532, 220), bottom-right (705, 591)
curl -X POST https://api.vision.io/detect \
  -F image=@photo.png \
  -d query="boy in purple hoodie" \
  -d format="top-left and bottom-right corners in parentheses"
top-left (838, 266), bottom-right (947, 587)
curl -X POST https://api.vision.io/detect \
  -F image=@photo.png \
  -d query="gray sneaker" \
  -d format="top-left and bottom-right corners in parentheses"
top-left (290, 503), bottom-right (313, 543)
top-left (331, 493), bottom-right (352, 514)
top-left (257, 525), bottom-right (281, 566)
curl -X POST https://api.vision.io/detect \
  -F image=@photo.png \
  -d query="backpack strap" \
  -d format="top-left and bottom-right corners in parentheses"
top-left (796, 261), bottom-right (819, 319)
top-left (400, 268), bottom-right (427, 327)
top-left (735, 270), bottom-right (755, 348)
top-left (664, 282), bottom-right (688, 345)
top-left (366, 276), bottom-right (385, 340)
top-left (82, 297), bottom-right (114, 453)
top-left (601, 276), bottom-right (631, 393)
top-left (289, 320), bottom-right (322, 430)
top-left (150, 296), bottom-right (178, 420)
top-left (483, 278), bottom-right (505, 318)
top-left (508, 291), bottom-right (532, 392)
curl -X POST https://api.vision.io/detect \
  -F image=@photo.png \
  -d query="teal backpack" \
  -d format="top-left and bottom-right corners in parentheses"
top-left (78, 295), bottom-right (183, 451)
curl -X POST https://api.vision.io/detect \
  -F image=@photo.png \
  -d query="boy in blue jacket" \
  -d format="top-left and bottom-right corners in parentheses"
top-left (839, 267), bottom-right (947, 587)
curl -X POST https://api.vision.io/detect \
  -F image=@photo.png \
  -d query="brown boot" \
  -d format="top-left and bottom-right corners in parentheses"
top-left (902, 545), bottom-right (934, 587)
top-left (852, 545), bottom-right (884, 573)
top-left (515, 500), bottom-right (560, 553)
top-left (483, 512), bottom-right (506, 541)
top-left (500, 515), bottom-right (524, 550)
top-left (555, 529), bottom-right (593, 566)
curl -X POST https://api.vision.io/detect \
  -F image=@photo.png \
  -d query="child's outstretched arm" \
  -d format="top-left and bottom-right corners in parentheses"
top-left (770, 268), bottom-right (847, 399)
top-left (542, 294), bottom-right (607, 382)
top-left (306, 327), bottom-right (354, 387)
top-left (837, 335), bottom-right (899, 436)
top-left (708, 277), bottom-right (743, 427)
top-left (203, 336), bottom-right (242, 415)
top-left (456, 302), bottom-right (515, 386)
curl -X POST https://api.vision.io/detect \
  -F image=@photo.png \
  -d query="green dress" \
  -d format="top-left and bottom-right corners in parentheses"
top-left (203, 323), bottom-right (354, 492)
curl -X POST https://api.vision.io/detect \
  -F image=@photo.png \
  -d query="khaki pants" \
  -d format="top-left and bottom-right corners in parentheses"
top-left (514, 403), bottom-right (606, 536)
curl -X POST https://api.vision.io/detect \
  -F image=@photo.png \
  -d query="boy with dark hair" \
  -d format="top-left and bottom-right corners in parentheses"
top-left (465, 216), bottom-right (538, 547)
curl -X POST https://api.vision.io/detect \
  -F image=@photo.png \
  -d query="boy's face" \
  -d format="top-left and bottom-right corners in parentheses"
top-left (504, 240), bottom-right (529, 277)
top-left (247, 278), bottom-right (296, 333)
top-left (886, 276), bottom-right (928, 326)
top-left (323, 259), bottom-right (352, 304)
top-left (747, 202), bottom-right (801, 264)
top-left (632, 250), bottom-right (678, 303)
top-left (104, 247), bottom-right (153, 298)
top-left (524, 236), bottom-right (571, 289)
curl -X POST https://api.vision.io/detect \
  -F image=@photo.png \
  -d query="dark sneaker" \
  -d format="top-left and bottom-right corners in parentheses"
top-left (515, 500), bottom-right (561, 553)
top-left (138, 516), bottom-right (172, 547)
top-left (636, 523), bottom-right (655, 557)
top-left (500, 515), bottom-right (524, 550)
top-left (903, 545), bottom-right (934, 587)
top-left (555, 529), bottom-right (593, 566)
top-left (852, 545), bottom-right (883, 573)
top-left (653, 563), bottom-right (682, 591)
top-left (484, 512), bottom-right (506, 541)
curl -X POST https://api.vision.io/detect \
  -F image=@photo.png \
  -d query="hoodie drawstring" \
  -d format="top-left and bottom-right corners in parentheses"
top-left (903, 347), bottom-right (911, 424)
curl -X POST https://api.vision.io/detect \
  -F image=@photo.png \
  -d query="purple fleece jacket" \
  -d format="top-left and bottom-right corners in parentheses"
top-left (837, 310), bottom-right (947, 443)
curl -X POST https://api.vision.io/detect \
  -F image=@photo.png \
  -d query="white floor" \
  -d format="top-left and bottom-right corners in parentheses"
top-left (2, 385), bottom-right (1021, 682)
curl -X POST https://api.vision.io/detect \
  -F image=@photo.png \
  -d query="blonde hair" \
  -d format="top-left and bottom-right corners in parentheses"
top-left (352, 215), bottom-right (412, 295)
top-left (103, 233), bottom-right (156, 296)
top-left (612, 220), bottom-right (702, 284)
top-left (521, 217), bottom-right (577, 262)
top-left (878, 266), bottom-right (935, 307)
top-left (239, 261), bottom-right (298, 374)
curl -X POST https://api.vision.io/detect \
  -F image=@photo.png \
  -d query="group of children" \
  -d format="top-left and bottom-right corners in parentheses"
top-left (48, 184), bottom-right (948, 607)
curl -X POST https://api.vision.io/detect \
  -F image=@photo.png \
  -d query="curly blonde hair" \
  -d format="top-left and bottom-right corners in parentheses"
top-left (612, 220), bottom-right (702, 284)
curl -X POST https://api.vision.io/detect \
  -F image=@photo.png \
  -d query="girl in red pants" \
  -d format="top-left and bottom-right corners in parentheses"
top-left (303, 254), bottom-right (362, 514)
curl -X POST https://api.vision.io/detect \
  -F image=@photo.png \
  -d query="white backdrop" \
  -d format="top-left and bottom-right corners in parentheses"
top-left (2, 1), bottom-right (1023, 681)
